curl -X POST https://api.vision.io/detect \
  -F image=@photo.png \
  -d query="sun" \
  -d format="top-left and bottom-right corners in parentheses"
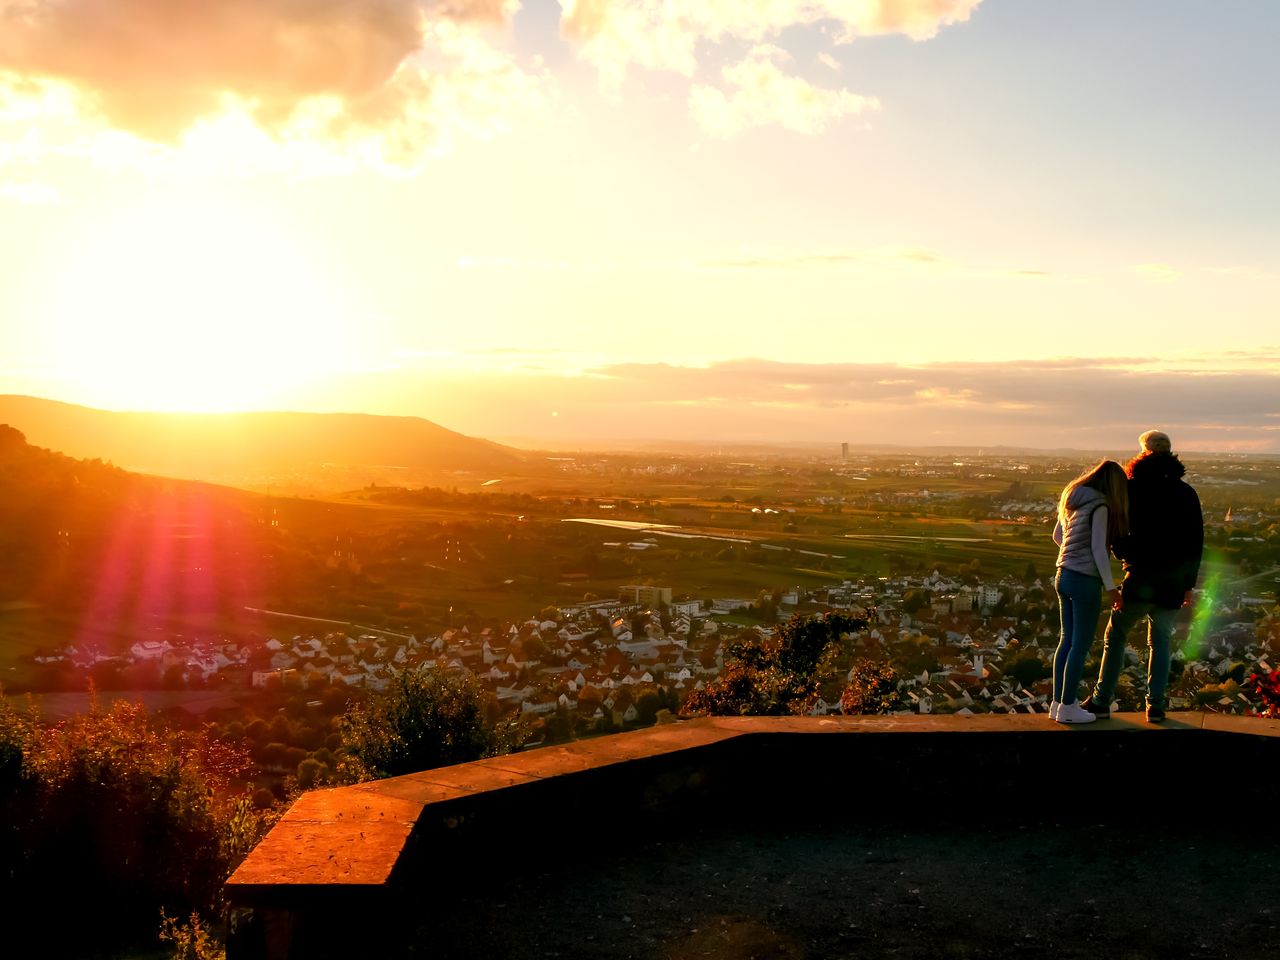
top-left (34, 195), bottom-right (359, 412)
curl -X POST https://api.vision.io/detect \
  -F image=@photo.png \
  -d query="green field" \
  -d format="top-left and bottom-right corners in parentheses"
top-left (3, 446), bottom-right (1270, 670)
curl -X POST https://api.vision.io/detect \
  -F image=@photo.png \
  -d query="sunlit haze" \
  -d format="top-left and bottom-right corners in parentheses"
top-left (2, 1), bottom-right (1278, 450)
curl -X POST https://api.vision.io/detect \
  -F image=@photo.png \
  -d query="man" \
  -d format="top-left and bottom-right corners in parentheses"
top-left (1084, 430), bottom-right (1203, 723)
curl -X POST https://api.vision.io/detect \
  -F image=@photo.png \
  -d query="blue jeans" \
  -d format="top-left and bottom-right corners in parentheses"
top-left (1054, 568), bottom-right (1104, 705)
top-left (1092, 600), bottom-right (1177, 709)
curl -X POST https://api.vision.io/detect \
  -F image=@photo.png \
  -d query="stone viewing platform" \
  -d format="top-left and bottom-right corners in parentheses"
top-left (226, 713), bottom-right (1280, 960)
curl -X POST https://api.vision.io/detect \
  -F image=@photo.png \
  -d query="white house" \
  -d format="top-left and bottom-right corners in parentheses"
top-left (130, 640), bottom-right (171, 660)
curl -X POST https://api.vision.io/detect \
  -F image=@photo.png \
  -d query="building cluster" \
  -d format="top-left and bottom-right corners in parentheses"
top-left (29, 568), bottom-right (1280, 725)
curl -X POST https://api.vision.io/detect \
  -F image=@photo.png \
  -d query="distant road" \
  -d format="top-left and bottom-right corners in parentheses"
top-left (563, 518), bottom-right (679, 531)
top-left (843, 535), bottom-right (993, 543)
top-left (1226, 565), bottom-right (1280, 588)
top-left (242, 607), bottom-right (412, 641)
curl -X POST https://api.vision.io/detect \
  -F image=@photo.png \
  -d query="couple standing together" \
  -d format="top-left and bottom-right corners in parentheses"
top-left (1050, 430), bottom-right (1204, 724)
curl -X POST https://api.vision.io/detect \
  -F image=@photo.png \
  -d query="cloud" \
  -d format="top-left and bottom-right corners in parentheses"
top-left (848, 0), bottom-right (984, 40)
top-left (0, 0), bottom-right (538, 165)
top-left (701, 246), bottom-right (934, 270)
top-left (0, 0), bottom-right (420, 138)
top-left (559, 0), bottom-right (978, 133)
top-left (689, 45), bottom-right (877, 137)
top-left (697, 244), bottom-right (1052, 278)
top-left (353, 352), bottom-right (1280, 452)
top-left (574, 356), bottom-right (1280, 448)
top-left (1127, 263), bottom-right (1181, 282)
top-left (561, 0), bottom-right (982, 81)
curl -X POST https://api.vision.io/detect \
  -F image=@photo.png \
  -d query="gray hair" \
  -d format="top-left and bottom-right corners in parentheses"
top-left (1139, 430), bottom-right (1172, 454)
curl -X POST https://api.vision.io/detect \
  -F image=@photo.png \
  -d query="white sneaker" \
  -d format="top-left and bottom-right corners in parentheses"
top-left (1056, 701), bottom-right (1097, 724)
top-left (1049, 701), bottom-right (1061, 721)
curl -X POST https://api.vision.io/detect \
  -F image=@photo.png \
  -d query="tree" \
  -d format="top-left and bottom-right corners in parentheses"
top-left (901, 589), bottom-right (927, 614)
top-left (753, 589), bottom-right (778, 623)
top-left (1005, 649), bottom-right (1050, 690)
top-left (296, 757), bottom-right (324, 790)
top-left (635, 690), bottom-right (665, 726)
top-left (337, 666), bottom-right (528, 780)
top-left (892, 636), bottom-right (940, 677)
top-left (841, 660), bottom-right (903, 715)
top-left (682, 613), bottom-right (866, 717)
top-left (0, 694), bottom-right (273, 955)
top-left (267, 712), bottom-right (295, 744)
top-left (521, 633), bottom-right (548, 662)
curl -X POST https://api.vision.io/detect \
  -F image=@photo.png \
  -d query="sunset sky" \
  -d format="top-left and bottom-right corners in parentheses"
top-left (1, 1), bottom-right (1277, 452)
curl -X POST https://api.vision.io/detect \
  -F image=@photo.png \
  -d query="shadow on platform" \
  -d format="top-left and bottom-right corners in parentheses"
top-left (226, 713), bottom-right (1280, 960)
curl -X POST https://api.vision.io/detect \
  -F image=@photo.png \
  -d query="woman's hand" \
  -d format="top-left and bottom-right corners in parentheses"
top-left (1107, 587), bottom-right (1123, 610)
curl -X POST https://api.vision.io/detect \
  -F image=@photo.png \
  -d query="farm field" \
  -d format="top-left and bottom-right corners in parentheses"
top-left (3, 445), bottom-right (1275, 676)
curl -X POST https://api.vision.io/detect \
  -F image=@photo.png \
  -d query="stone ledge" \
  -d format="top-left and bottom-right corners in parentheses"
top-left (227, 712), bottom-right (1278, 891)
top-left (228, 719), bottom-right (741, 894)
top-left (224, 713), bottom-right (1279, 959)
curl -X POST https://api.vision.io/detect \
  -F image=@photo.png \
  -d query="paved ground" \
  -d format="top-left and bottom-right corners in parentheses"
top-left (410, 813), bottom-right (1280, 960)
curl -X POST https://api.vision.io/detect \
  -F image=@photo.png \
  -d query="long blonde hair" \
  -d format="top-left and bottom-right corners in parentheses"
top-left (1058, 459), bottom-right (1129, 545)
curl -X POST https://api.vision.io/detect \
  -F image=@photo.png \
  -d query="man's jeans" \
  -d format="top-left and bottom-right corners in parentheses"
top-left (1054, 568), bottom-right (1103, 705)
top-left (1092, 600), bottom-right (1178, 709)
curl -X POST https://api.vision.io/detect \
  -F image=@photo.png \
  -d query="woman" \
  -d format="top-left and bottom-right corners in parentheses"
top-left (1050, 459), bottom-right (1128, 724)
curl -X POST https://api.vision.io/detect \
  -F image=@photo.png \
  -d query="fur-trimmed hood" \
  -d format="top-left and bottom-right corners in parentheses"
top-left (1127, 451), bottom-right (1186, 481)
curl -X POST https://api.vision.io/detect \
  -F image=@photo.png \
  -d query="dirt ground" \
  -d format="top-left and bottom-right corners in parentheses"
top-left (409, 815), bottom-right (1280, 960)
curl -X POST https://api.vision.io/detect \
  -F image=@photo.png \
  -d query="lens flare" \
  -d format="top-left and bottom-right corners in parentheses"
top-left (1182, 553), bottom-right (1225, 661)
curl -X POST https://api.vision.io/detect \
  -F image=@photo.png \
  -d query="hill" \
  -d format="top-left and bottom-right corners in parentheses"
top-left (0, 395), bottom-right (525, 487)
top-left (0, 423), bottom-right (560, 666)
top-left (0, 422), bottom-right (265, 616)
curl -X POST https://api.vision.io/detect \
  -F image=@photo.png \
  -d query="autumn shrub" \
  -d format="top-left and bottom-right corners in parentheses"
top-left (1193, 678), bottom-right (1240, 709)
top-left (1245, 669), bottom-right (1280, 718)
top-left (682, 613), bottom-right (874, 717)
top-left (0, 692), bottom-right (276, 956)
top-left (337, 666), bottom-right (529, 781)
top-left (159, 909), bottom-right (225, 960)
top-left (841, 659), bottom-right (904, 715)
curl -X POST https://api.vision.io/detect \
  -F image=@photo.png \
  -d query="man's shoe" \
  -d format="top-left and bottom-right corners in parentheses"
top-left (1080, 696), bottom-right (1110, 719)
top-left (1146, 704), bottom-right (1166, 724)
top-left (1049, 701), bottom-right (1061, 721)
top-left (1056, 702), bottom-right (1097, 724)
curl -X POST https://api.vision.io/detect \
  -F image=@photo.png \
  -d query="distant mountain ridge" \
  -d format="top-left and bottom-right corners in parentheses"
top-left (492, 435), bottom-right (1136, 458)
top-left (0, 395), bottom-right (525, 483)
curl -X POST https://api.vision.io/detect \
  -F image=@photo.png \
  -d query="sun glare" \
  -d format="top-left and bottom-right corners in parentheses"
top-left (34, 198), bottom-right (359, 412)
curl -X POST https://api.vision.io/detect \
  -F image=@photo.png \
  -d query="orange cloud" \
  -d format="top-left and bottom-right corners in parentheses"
top-left (0, 0), bottom-right (526, 154)
top-left (1, 0), bottom-right (427, 138)
top-left (854, 0), bottom-right (984, 40)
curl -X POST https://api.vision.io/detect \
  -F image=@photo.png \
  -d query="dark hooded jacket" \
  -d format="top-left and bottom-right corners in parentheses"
top-left (1111, 452), bottom-right (1203, 608)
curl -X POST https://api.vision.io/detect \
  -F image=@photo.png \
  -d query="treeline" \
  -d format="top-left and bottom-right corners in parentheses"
top-left (0, 665), bottom-right (527, 957)
top-left (0, 692), bottom-right (276, 957)
top-left (363, 484), bottom-right (567, 514)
